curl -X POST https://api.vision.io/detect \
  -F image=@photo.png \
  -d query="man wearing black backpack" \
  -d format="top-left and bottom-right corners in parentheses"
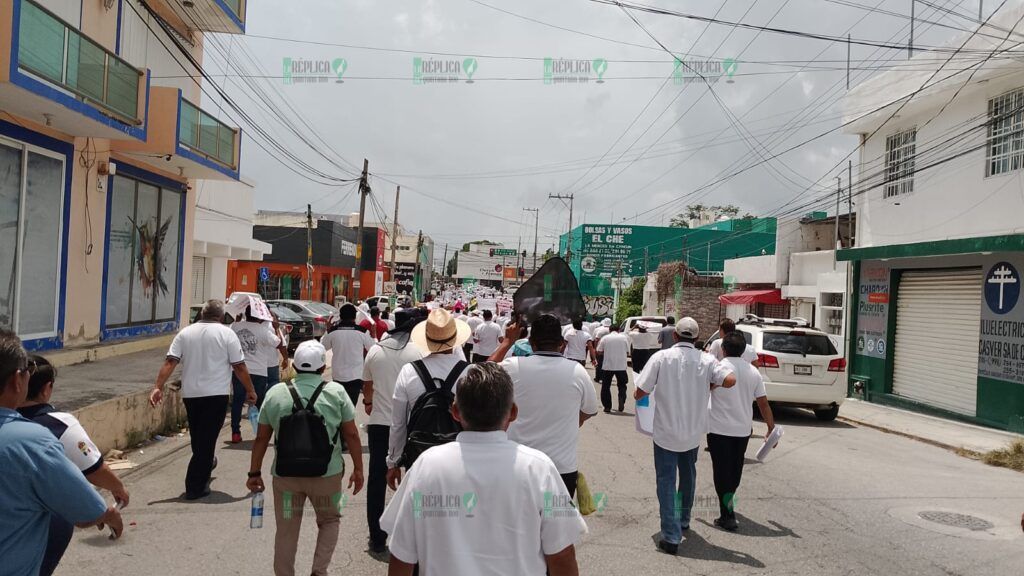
top-left (386, 308), bottom-right (471, 490)
top-left (246, 340), bottom-right (364, 576)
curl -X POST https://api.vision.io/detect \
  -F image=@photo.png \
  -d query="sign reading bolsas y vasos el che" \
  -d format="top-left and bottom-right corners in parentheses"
top-left (979, 258), bottom-right (1024, 385)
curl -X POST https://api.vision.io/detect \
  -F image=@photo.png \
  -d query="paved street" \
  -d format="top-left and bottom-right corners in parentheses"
top-left (59, 376), bottom-right (1024, 576)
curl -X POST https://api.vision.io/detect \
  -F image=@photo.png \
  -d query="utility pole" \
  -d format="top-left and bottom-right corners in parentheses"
top-left (548, 193), bottom-right (575, 261)
top-left (441, 243), bottom-right (449, 282)
top-left (835, 176), bottom-right (841, 270)
top-left (644, 246), bottom-right (650, 276)
top-left (848, 160), bottom-right (854, 247)
top-left (706, 242), bottom-right (711, 275)
top-left (909, 0), bottom-right (915, 59)
top-left (306, 204), bottom-right (313, 300)
top-left (414, 230), bottom-right (424, 301)
top-left (523, 207), bottom-right (539, 272)
top-left (390, 185), bottom-right (400, 282)
top-left (353, 158), bottom-right (370, 302)
top-left (846, 34), bottom-right (851, 90)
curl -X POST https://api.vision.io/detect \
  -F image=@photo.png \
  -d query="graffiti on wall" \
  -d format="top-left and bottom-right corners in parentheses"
top-left (585, 295), bottom-right (615, 318)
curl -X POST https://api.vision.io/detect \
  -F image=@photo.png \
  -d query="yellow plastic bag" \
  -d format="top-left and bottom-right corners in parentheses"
top-left (279, 363), bottom-right (296, 383)
top-left (576, 472), bottom-right (595, 516)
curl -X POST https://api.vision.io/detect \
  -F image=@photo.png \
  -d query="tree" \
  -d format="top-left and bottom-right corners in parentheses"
top-left (615, 277), bottom-right (646, 323)
top-left (542, 248), bottom-right (557, 262)
top-left (446, 251), bottom-right (458, 276)
top-left (668, 215), bottom-right (690, 228)
top-left (669, 204), bottom-right (746, 227)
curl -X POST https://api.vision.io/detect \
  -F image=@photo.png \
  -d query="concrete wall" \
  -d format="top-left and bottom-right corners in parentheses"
top-left (73, 386), bottom-right (187, 454)
top-left (724, 255), bottom-right (778, 285)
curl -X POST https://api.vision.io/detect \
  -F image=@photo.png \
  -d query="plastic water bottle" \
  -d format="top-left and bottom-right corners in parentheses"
top-left (248, 406), bottom-right (260, 436)
top-left (250, 492), bottom-right (264, 529)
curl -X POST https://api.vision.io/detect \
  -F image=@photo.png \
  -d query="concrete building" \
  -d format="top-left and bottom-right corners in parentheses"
top-left (0, 0), bottom-right (250, 352)
top-left (838, 8), bottom-right (1024, 431)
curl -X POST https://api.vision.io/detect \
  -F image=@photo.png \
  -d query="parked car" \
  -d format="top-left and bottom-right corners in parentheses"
top-left (619, 316), bottom-right (669, 356)
top-left (364, 295), bottom-right (392, 311)
top-left (267, 299), bottom-right (339, 337)
top-left (265, 302), bottom-right (315, 353)
top-left (705, 315), bottom-right (846, 421)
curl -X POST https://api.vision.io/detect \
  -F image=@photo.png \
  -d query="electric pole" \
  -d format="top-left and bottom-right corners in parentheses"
top-left (848, 160), bottom-right (854, 247)
top-left (414, 230), bottom-right (424, 301)
top-left (390, 185), bottom-right (400, 282)
top-left (306, 204), bottom-right (313, 300)
top-left (353, 158), bottom-right (370, 301)
top-left (523, 207), bottom-right (539, 272)
top-left (548, 193), bottom-right (574, 261)
top-left (441, 243), bottom-right (449, 282)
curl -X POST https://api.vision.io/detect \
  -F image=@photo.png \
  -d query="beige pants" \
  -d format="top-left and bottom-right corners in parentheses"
top-left (272, 474), bottom-right (344, 576)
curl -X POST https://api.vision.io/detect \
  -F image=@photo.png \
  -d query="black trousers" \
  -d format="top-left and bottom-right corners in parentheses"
top-left (560, 471), bottom-right (578, 499)
top-left (595, 355), bottom-right (604, 382)
top-left (338, 379), bottom-right (362, 408)
top-left (367, 424), bottom-right (390, 546)
top-left (706, 432), bottom-right (751, 519)
top-left (632, 348), bottom-right (655, 373)
top-left (471, 353), bottom-right (490, 364)
top-left (183, 395), bottom-right (228, 497)
top-left (600, 370), bottom-right (628, 411)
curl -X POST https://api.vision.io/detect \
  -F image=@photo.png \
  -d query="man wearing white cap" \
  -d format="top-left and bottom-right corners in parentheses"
top-left (634, 317), bottom-right (737, 555)
top-left (247, 340), bottom-right (364, 576)
top-left (386, 309), bottom-right (471, 490)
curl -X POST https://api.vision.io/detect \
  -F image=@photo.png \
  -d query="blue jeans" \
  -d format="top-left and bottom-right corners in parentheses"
top-left (653, 442), bottom-right (699, 544)
top-left (231, 373), bottom-right (268, 434)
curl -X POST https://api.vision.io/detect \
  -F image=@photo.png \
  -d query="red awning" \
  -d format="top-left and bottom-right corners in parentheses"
top-left (719, 289), bottom-right (786, 306)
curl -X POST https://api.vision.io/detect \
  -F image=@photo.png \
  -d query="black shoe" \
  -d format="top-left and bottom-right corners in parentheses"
top-left (657, 540), bottom-right (678, 555)
top-left (603, 408), bottom-right (611, 414)
top-left (618, 404), bottom-right (625, 412)
top-left (184, 488), bottom-right (211, 500)
top-left (714, 516), bottom-right (739, 531)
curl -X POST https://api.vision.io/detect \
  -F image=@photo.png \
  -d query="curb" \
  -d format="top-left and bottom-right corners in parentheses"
top-left (836, 415), bottom-right (977, 455)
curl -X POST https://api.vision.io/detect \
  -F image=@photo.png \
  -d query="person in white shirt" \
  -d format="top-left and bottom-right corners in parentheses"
top-left (150, 299), bottom-right (256, 500)
top-left (381, 362), bottom-right (586, 576)
top-left (464, 312), bottom-right (483, 359)
top-left (487, 314), bottom-right (600, 497)
top-left (592, 318), bottom-right (612, 383)
top-left (596, 324), bottom-right (631, 413)
top-left (634, 317), bottom-right (737, 554)
top-left (386, 309), bottom-right (472, 490)
top-left (361, 310), bottom-right (423, 555)
top-left (706, 318), bottom-right (759, 364)
top-left (229, 307), bottom-right (282, 444)
top-left (708, 332), bottom-right (775, 532)
top-left (471, 310), bottom-right (503, 362)
top-left (562, 319), bottom-right (596, 366)
top-left (630, 321), bottom-right (662, 373)
top-left (320, 303), bottom-right (376, 408)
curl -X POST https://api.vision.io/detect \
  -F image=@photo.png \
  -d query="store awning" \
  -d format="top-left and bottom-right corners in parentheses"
top-left (718, 289), bottom-right (786, 306)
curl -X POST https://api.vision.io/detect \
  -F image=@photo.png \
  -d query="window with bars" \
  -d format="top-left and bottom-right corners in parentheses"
top-left (986, 89), bottom-right (1024, 177)
top-left (884, 129), bottom-right (916, 199)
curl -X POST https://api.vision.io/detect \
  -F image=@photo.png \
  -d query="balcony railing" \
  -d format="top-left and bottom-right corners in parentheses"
top-left (16, 0), bottom-right (144, 124)
top-left (179, 99), bottom-right (238, 168)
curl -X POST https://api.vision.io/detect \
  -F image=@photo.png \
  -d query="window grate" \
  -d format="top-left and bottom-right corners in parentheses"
top-left (884, 129), bottom-right (916, 199)
top-left (986, 89), bottom-right (1024, 177)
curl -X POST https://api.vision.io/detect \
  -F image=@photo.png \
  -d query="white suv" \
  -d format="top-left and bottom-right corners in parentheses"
top-left (706, 315), bottom-right (847, 421)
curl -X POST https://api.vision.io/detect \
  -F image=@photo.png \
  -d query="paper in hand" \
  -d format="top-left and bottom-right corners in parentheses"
top-left (755, 425), bottom-right (784, 462)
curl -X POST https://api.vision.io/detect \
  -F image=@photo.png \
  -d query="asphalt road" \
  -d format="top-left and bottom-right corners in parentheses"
top-left (58, 375), bottom-right (1024, 576)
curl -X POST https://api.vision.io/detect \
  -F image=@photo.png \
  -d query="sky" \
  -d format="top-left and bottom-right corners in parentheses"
top-left (194, 0), bottom-right (987, 258)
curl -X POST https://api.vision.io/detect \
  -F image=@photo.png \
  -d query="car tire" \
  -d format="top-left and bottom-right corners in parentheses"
top-left (814, 405), bottom-right (840, 421)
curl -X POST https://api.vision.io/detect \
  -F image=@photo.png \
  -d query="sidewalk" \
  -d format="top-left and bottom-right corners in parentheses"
top-left (53, 347), bottom-right (179, 412)
top-left (838, 398), bottom-right (1023, 454)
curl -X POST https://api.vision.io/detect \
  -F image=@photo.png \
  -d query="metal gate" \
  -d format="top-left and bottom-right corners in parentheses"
top-left (190, 256), bottom-right (206, 306)
top-left (892, 268), bottom-right (981, 416)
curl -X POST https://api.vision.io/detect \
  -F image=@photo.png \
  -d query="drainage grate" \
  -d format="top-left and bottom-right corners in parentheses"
top-left (917, 511), bottom-right (994, 532)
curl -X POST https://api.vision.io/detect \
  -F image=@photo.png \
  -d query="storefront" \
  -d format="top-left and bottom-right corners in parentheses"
top-left (840, 236), bottom-right (1024, 431)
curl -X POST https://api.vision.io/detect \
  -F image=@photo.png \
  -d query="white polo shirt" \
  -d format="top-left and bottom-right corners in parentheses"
top-left (592, 326), bottom-right (610, 343)
top-left (596, 332), bottom-right (630, 372)
top-left (387, 353), bottom-right (467, 468)
top-left (472, 320), bottom-right (502, 356)
top-left (562, 327), bottom-right (592, 362)
top-left (500, 353), bottom-right (600, 474)
top-left (708, 339), bottom-right (758, 363)
top-left (380, 431), bottom-right (588, 576)
top-left (709, 358), bottom-right (767, 437)
top-left (466, 316), bottom-right (483, 336)
top-left (320, 324), bottom-right (376, 383)
top-left (167, 321), bottom-right (245, 398)
top-left (362, 336), bottom-right (424, 427)
top-left (18, 404), bottom-right (103, 475)
top-left (635, 343), bottom-right (732, 452)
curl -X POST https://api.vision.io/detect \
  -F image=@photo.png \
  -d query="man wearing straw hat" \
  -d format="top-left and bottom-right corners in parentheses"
top-left (386, 309), bottom-right (471, 490)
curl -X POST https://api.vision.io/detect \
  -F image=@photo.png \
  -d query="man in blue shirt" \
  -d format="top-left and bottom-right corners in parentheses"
top-left (0, 330), bottom-right (123, 575)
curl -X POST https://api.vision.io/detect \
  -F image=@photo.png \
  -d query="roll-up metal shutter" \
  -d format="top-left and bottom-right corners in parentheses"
top-left (190, 256), bottom-right (207, 306)
top-left (892, 268), bottom-right (981, 416)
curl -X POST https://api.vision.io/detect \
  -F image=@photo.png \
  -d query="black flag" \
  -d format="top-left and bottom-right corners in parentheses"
top-left (513, 257), bottom-right (587, 325)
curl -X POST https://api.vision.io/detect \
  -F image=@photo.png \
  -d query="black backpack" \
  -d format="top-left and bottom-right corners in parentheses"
top-left (275, 381), bottom-right (337, 477)
top-left (397, 360), bottom-right (468, 468)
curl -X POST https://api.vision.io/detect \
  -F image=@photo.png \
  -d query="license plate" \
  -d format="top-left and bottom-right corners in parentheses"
top-left (794, 365), bottom-right (813, 375)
